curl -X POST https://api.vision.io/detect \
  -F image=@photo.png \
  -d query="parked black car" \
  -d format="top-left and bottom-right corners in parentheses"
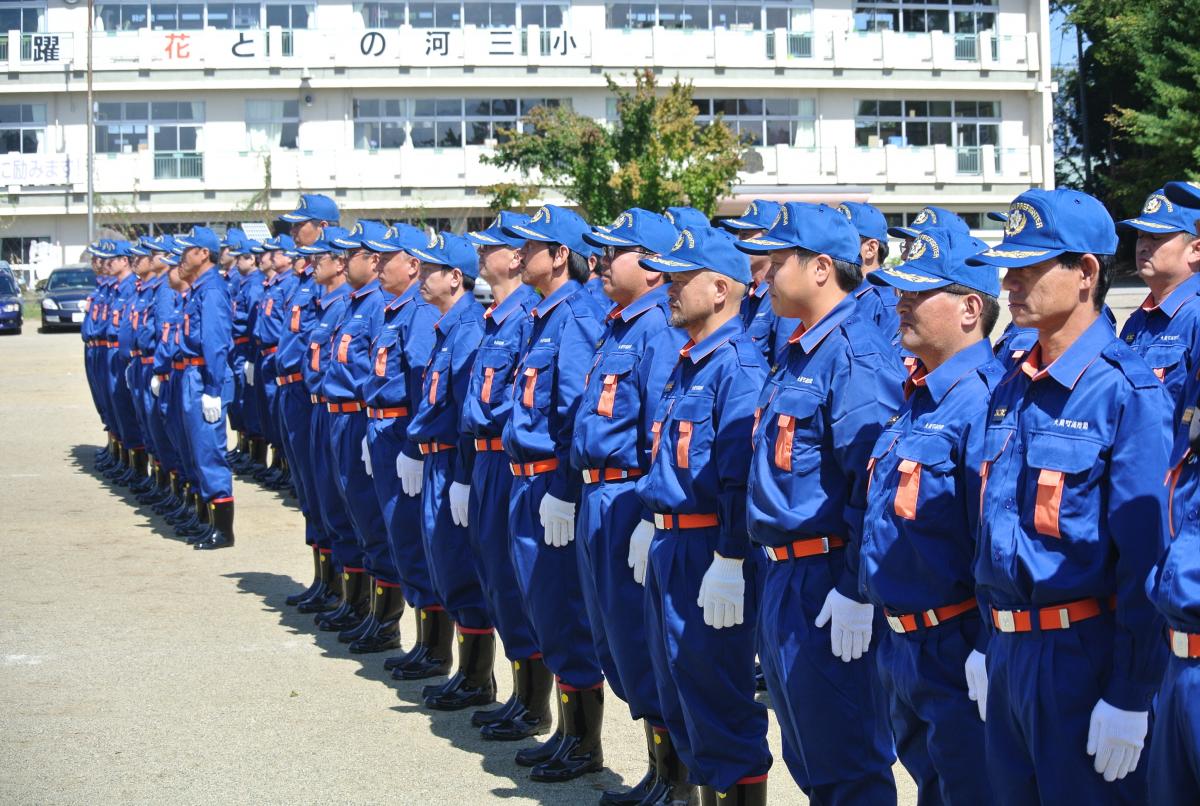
top-left (41, 266), bottom-right (96, 332)
top-left (0, 269), bottom-right (22, 334)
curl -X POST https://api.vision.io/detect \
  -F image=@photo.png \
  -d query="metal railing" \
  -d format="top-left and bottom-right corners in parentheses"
top-left (519, 29), bottom-right (553, 56)
top-left (266, 29), bottom-right (294, 57)
top-left (955, 147), bottom-right (983, 175)
top-left (0, 35), bottom-right (7, 62)
top-left (153, 151), bottom-right (203, 180)
top-left (766, 31), bottom-right (813, 59)
top-left (953, 34), bottom-right (978, 61)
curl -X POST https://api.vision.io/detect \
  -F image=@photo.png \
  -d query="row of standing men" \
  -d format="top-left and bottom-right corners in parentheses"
top-left (81, 182), bottom-right (1200, 806)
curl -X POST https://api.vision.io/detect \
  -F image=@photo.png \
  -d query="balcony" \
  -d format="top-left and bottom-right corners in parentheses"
top-left (153, 151), bottom-right (204, 180)
top-left (0, 31), bottom-right (74, 68)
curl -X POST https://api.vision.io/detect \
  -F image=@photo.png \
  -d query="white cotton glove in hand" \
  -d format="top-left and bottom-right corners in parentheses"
top-left (1087, 699), bottom-right (1148, 782)
top-left (815, 588), bottom-right (874, 662)
top-left (150, 375), bottom-right (161, 398)
top-left (397, 453), bottom-right (424, 497)
top-left (244, 361), bottom-right (255, 386)
top-left (361, 436), bottom-right (372, 477)
top-left (697, 553), bottom-right (745, 629)
top-left (964, 650), bottom-right (988, 722)
top-left (449, 482), bottom-right (471, 527)
top-left (627, 520), bottom-right (655, 585)
top-left (201, 394), bottom-right (222, 424)
top-left (538, 493), bottom-right (575, 547)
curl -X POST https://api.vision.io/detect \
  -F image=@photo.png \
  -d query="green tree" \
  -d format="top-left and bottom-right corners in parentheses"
top-left (482, 69), bottom-right (745, 223)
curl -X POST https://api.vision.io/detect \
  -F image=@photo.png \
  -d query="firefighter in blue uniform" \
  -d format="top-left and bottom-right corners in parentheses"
top-left (403, 232), bottom-right (495, 710)
top-left (101, 240), bottom-right (150, 487)
top-left (500, 204), bottom-right (608, 782)
top-left (573, 208), bottom-right (691, 805)
top-left (126, 238), bottom-right (164, 500)
top-left (738, 203), bottom-right (903, 805)
top-left (859, 226), bottom-right (1002, 806)
top-left (221, 228), bottom-right (248, 465)
top-left (1115, 187), bottom-right (1200, 419)
top-left (230, 237), bottom-right (267, 472)
top-left (838, 201), bottom-right (900, 343)
top-left (636, 225), bottom-right (773, 805)
top-left (459, 213), bottom-right (550, 735)
top-left (83, 243), bottom-right (112, 467)
top-left (719, 199), bottom-right (796, 362)
top-left (252, 236), bottom-right (298, 489)
top-left (136, 236), bottom-right (184, 508)
top-left (174, 226), bottom-right (236, 550)
top-left (969, 188), bottom-right (1170, 804)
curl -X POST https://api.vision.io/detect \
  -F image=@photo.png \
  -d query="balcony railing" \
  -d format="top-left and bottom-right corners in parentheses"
top-left (766, 31), bottom-right (813, 59)
top-left (0, 35), bottom-right (7, 62)
top-left (153, 151), bottom-right (203, 180)
top-left (955, 146), bottom-right (983, 175)
top-left (953, 34), bottom-right (978, 62)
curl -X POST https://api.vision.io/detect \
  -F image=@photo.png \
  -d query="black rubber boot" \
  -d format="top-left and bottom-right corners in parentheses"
top-left (245, 436), bottom-right (269, 475)
top-left (230, 434), bottom-right (254, 473)
top-left (392, 607), bottom-right (453, 680)
top-left (645, 726), bottom-right (697, 806)
top-left (698, 779), bottom-right (766, 806)
top-left (338, 580), bottom-right (381, 643)
top-left (137, 463), bottom-right (167, 505)
top-left (483, 655), bottom-right (555, 742)
top-left (298, 558), bottom-right (341, 614)
top-left (472, 658), bottom-right (523, 728)
top-left (754, 661), bottom-right (766, 692)
top-left (176, 491), bottom-right (209, 537)
top-left (601, 721), bottom-right (663, 805)
top-left (128, 449), bottom-right (153, 494)
top-left (153, 471), bottom-right (179, 514)
top-left (107, 445), bottom-right (132, 483)
top-left (183, 496), bottom-right (213, 543)
top-left (96, 433), bottom-right (117, 470)
top-left (163, 480), bottom-right (191, 522)
top-left (529, 684), bottom-right (604, 782)
top-left (254, 443), bottom-right (282, 483)
top-left (424, 630), bottom-right (497, 711)
top-left (287, 546), bottom-right (325, 607)
top-left (195, 499), bottom-right (235, 550)
top-left (115, 445), bottom-right (142, 487)
top-left (513, 683), bottom-right (565, 765)
top-left (384, 608), bottom-right (425, 670)
top-left (317, 569), bottom-right (369, 631)
top-left (103, 441), bottom-right (126, 479)
top-left (350, 583), bottom-right (406, 654)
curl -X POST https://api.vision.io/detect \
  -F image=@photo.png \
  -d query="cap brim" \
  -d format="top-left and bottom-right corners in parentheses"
top-left (887, 226), bottom-right (919, 239)
top-left (330, 237), bottom-right (363, 249)
top-left (503, 223), bottom-right (555, 243)
top-left (582, 229), bottom-right (637, 247)
top-left (409, 248), bottom-right (441, 263)
top-left (1118, 218), bottom-right (1187, 233)
top-left (720, 218), bottom-right (761, 230)
top-left (734, 236), bottom-right (793, 254)
top-left (279, 211), bottom-right (313, 223)
top-left (965, 246), bottom-right (1063, 269)
top-left (986, 212), bottom-right (1009, 222)
top-left (1165, 182), bottom-right (1200, 207)
top-left (640, 254), bottom-right (702, 273)
top-left (868, 265), bottom-right (953, 292)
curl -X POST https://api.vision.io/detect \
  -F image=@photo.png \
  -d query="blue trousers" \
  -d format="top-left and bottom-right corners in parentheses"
top-left (238, 348), bottom-right (262, 438)
top-left (91, 346), bottom-right (115, 432)
top-left (508, 474), bottom-right (603, 688)
top-left (227, 353), bottom-right (245, 434)
top-left (108, 355), bottom-right (144, 449)
top-left (179, 366), bottom-right (231, 500)
top-left (144, 369), bottom-right (181, 474)
top-left (758, 553), bottom-right (897, 805)
top-left (986, 615), bottom-right (1150, 805)
top-left (166, 372), bottom-right (197, 485)
top-left (421, 451), bottom-right (490, 629)
top-left (876, 619), bottom-right (991, 806)
top-left (469, 452), bottom-right (538, 660)
top-left (328, 410), bottom-right (397, 583)
top-left (367, 419), bottom-right (437, 608)
top-left (309, 406), bottom-right (356, 563)
top-left (277, 383), bottom-right (325, 547)
top-left (254, 354), bottom-right (280, 446)
top-left (577, 478), bottom-right (662, 722)
top-left (1149, 654), bottom-right (1200, 806)
top-left (644, 525), bottom-right (771, 792)
top-left (84, 346), bottom-right (108, 429)
top-left (130, 362), bottom-right (154, 457)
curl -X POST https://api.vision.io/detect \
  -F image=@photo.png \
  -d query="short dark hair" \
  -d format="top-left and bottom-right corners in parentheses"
top-left (566, 248), bottom-right (591, 284)
top-left (461, 274), bottom-right (475, 292)
top-left (942, 283), bottom-right (1001, 337)
top-left (877, 240), bottom-right (890, 263)
top-left (1058, 252), bottom-right (1116, 311)
top-left (798, 248), bottom-right (862, 292)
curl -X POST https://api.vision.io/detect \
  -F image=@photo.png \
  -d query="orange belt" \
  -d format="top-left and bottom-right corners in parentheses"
top-left (474, 437), bottom-right (505, 452)
top-left (233, 336), bottom-right (250, 345)
top-left (582, 467), bottom-right (644, 484)
top-left (130, 349), bottom-right (142, 357)
top-left (103, 340), bottom-right (118, 348)
top-left (1170, 629), bottom-right (1200, 659)
top-left (764, 535), bottom-right (846, 561)
top-left (172, 357), bottom-right (205, 369)
top-left (310, 394), bottom-right (327, 405)
top-left (653, 513), bottom-right (719, 530)
top-left (367, 406), bottom-right (409, 419)
top-left (327, 400), bottom-right (364, 414)
top-left (418, 442), bottom-right (455, 455)
top-left (991, 596), bottom-right (1113, 633)
top-left (261, 346), bottom-right (277, 356)
top-left (276, 373), bottom-right (303, 385)
top-left (140, 357), bottom-right (154, 365)
top-left (510, 458), bottom-right (559, 477)
top-left (886, 597), bottom-right (979, 634)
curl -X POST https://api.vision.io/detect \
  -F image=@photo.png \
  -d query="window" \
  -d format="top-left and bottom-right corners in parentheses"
top-left (246, 100), bottom-right (299, 150)
top-left (464, 2), bottom-right (515, 27)
top-left (853, 0), bottom-right (995, 34)
top-left (695, 97), bottom-right (815, 147)
top-left (353, 98), bottom-right (406, 150)
top-left (464, 97), bottom-right (562, 144)
top-left (710, 2), bottom-right (762, 29)
top-left (0, 2), bottom-right (44, 33)
top-left (359, 1), bottom-right (405, 26)
top-left (411, 98), bottom-right (462, 148)
top-left (150, 101), bottom-right (203, 153)
top-left (207, 3), bottom-right (261, 28)
top-left (150, 3), bottom-right (204, 29)
top-left (1, 236), bottom-right (51, 265)
top-left (519, 2), bottom-right (564, 27)
top-left (408, 1), bottom-right (460, 27)
top-left (854, 99), bottom-right (998, 149)
top-left (96, 3), bottom-right (149, 31)
top-left (265, 3), bottom-right (309, 28)
top-left (656, 3), bottom-right (708, 28)
top-left (95, 102), bottom-right (150, 153)
top-left (0, 104), bottom-right (46, 154)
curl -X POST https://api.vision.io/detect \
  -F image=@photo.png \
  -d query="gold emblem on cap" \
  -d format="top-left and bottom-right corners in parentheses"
top-left (532, 206), bottom-right (550, 223)
top-left (837, 204), bottom-right (852, 220)
top-left (1143, 194), bottom-right (1172, 214)
top-left (913, 208), bottom-right (935, 225)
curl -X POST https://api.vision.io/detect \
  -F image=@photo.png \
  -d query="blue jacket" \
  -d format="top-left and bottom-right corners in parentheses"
top-left (1118, 271), bottom-right (1200, 423)
top-left (740, 282), bottom-right (797, 364)
top-left (320, 279), bottom-right (388, 404)
top-left (853, 279), bottom-right (901, 346)
top-left (179, 267), bottom-right (233, 397)
top-left (461, 285), bottom-right (539, 449)
top-left (276, 267), bottom-right (321, 377)
top-left (232, 270), bottom-right (265, 345)
top-left (303, 283), bottom-right (351, 396)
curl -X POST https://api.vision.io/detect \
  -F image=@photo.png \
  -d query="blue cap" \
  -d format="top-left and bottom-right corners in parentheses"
top-left (640, 226), bottom-right (751, 284)
top-left (502, 204), bottom-right (593, 255)
top-left (161, 249), bottom-right (182, 267)
top-left (143, 234), bottom-right (178, 253)
top-left (221, 227), bottom-right (246, 249)
top-left (297, 226), bottom-right (351, 256)
top-left (331, 220), bottom-right (388, 250)
top-left (262, 233), bottom-right (297, 252)
top-left (1118, 188), bottom-right (1200, 235)
top-left (664, 206), bottom-right (710, 232)
top-left (735, 202), bottom-right (863, 266)
top-left (87, 239), bottom-right (117, 257)
top-left (176, 226), bottom-right (221, 256)
top-left (836, 202), bottom-right (888, 243)
top-left (582, 208), bottom-right (679, 254)
top-left (410, 232), bottom-right (480, 280)
top-left (967, 188), bottom-right (1118, 268)
top-left (248, 240), bottom-right (266, 255)
top-left (102, 239), bottom-right (150, 258)
top-left (363, 222), bottom-right (428, 254)
top-left (1165, 181), bottom-right (1200, 211)
top-left (869, 227), bottom-right (997, 296)
top-left (887, 206), bottom-right (970, 240)
top-left (280, 193), bottom-right (340, 224)
top-left (720, 199), bottom-right (781, 231)
top-left (986, 211), bottom-right (1009, 223)
top-left (467, 212), bottom-right (530, 249)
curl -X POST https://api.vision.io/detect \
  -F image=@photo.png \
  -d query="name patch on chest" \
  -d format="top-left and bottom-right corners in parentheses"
top-left (1053, 418), bottom-right (1090, 431)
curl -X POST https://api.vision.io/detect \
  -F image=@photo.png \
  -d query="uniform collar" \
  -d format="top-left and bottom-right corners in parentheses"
top-left (1140, 272), bottom-right (1200, 318)
top-left (610, 284), bottom-right (669, 324)
top-left (907, 338), bottom-right (993, 404)
top-left (434, 292), bottom-right (476, 335)
top-left (318, 283), bottom-right (350, 309)
top-left (1020, 315), bottom-right (1110, 390)
top-left (787, 293), bottom-right (856, 354)
top-left (751, 280), bottom-right (769, 299)
top-left (386, 282), bottom-right (421, 311)
top-left (485, 283), bottom-right (536, 324)
top-left (190, 268), bottom-right (219, 292)
top-left (350, 278), bottom-right (381, 300)
top-left (532, 280), bottom-right (581, 319)
top-left (853, 280), bottom-right (872, 299)
top-left (680, 315), bottom-right (742, 364)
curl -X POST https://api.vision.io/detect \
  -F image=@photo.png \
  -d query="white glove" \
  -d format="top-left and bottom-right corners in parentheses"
top-left (697, 553), bottom-right (745, 629)
top-left (244, 361), bottom-right (255, 386)
top-left (449, 482), bottom-right (471, 527)
top-left (1086, 699), bottom-right (1148, 782)
top-left (361, 436), bottom-right (372, 477)
top-left (538, 493), bottom-right (576, 547)
top-left (124, 362), bottom-right (134, 387)
top-left (964, 650), bottom-right (988, 722)
top-left (627, 520), bottom-right (655, 585)
top-left (397, 453), bottom-right (424, 497)
top-left (150, 375), bottom-right (161, 397)
top-left (814, 587), bottom-right (874, 662)
top-left (201, 393), bottom-right (222, 424)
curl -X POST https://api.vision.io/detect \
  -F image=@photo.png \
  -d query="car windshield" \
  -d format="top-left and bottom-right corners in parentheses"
top-left (0, 275), bottom-right (17, 295)
top-left (46, 269), bottom-right (96, 291)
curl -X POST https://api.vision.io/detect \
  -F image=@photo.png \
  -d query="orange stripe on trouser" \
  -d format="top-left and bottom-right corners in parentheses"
top-left (893, 459), bottom-right (921, 520)
top-left (1034, 469), bottom-right (1064, 538)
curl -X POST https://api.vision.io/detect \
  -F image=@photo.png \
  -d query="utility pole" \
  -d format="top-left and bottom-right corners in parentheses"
top-left (86, 0), bottom-right (94, 243)
top-left (1075, 21), bottom-right (1092, 191)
